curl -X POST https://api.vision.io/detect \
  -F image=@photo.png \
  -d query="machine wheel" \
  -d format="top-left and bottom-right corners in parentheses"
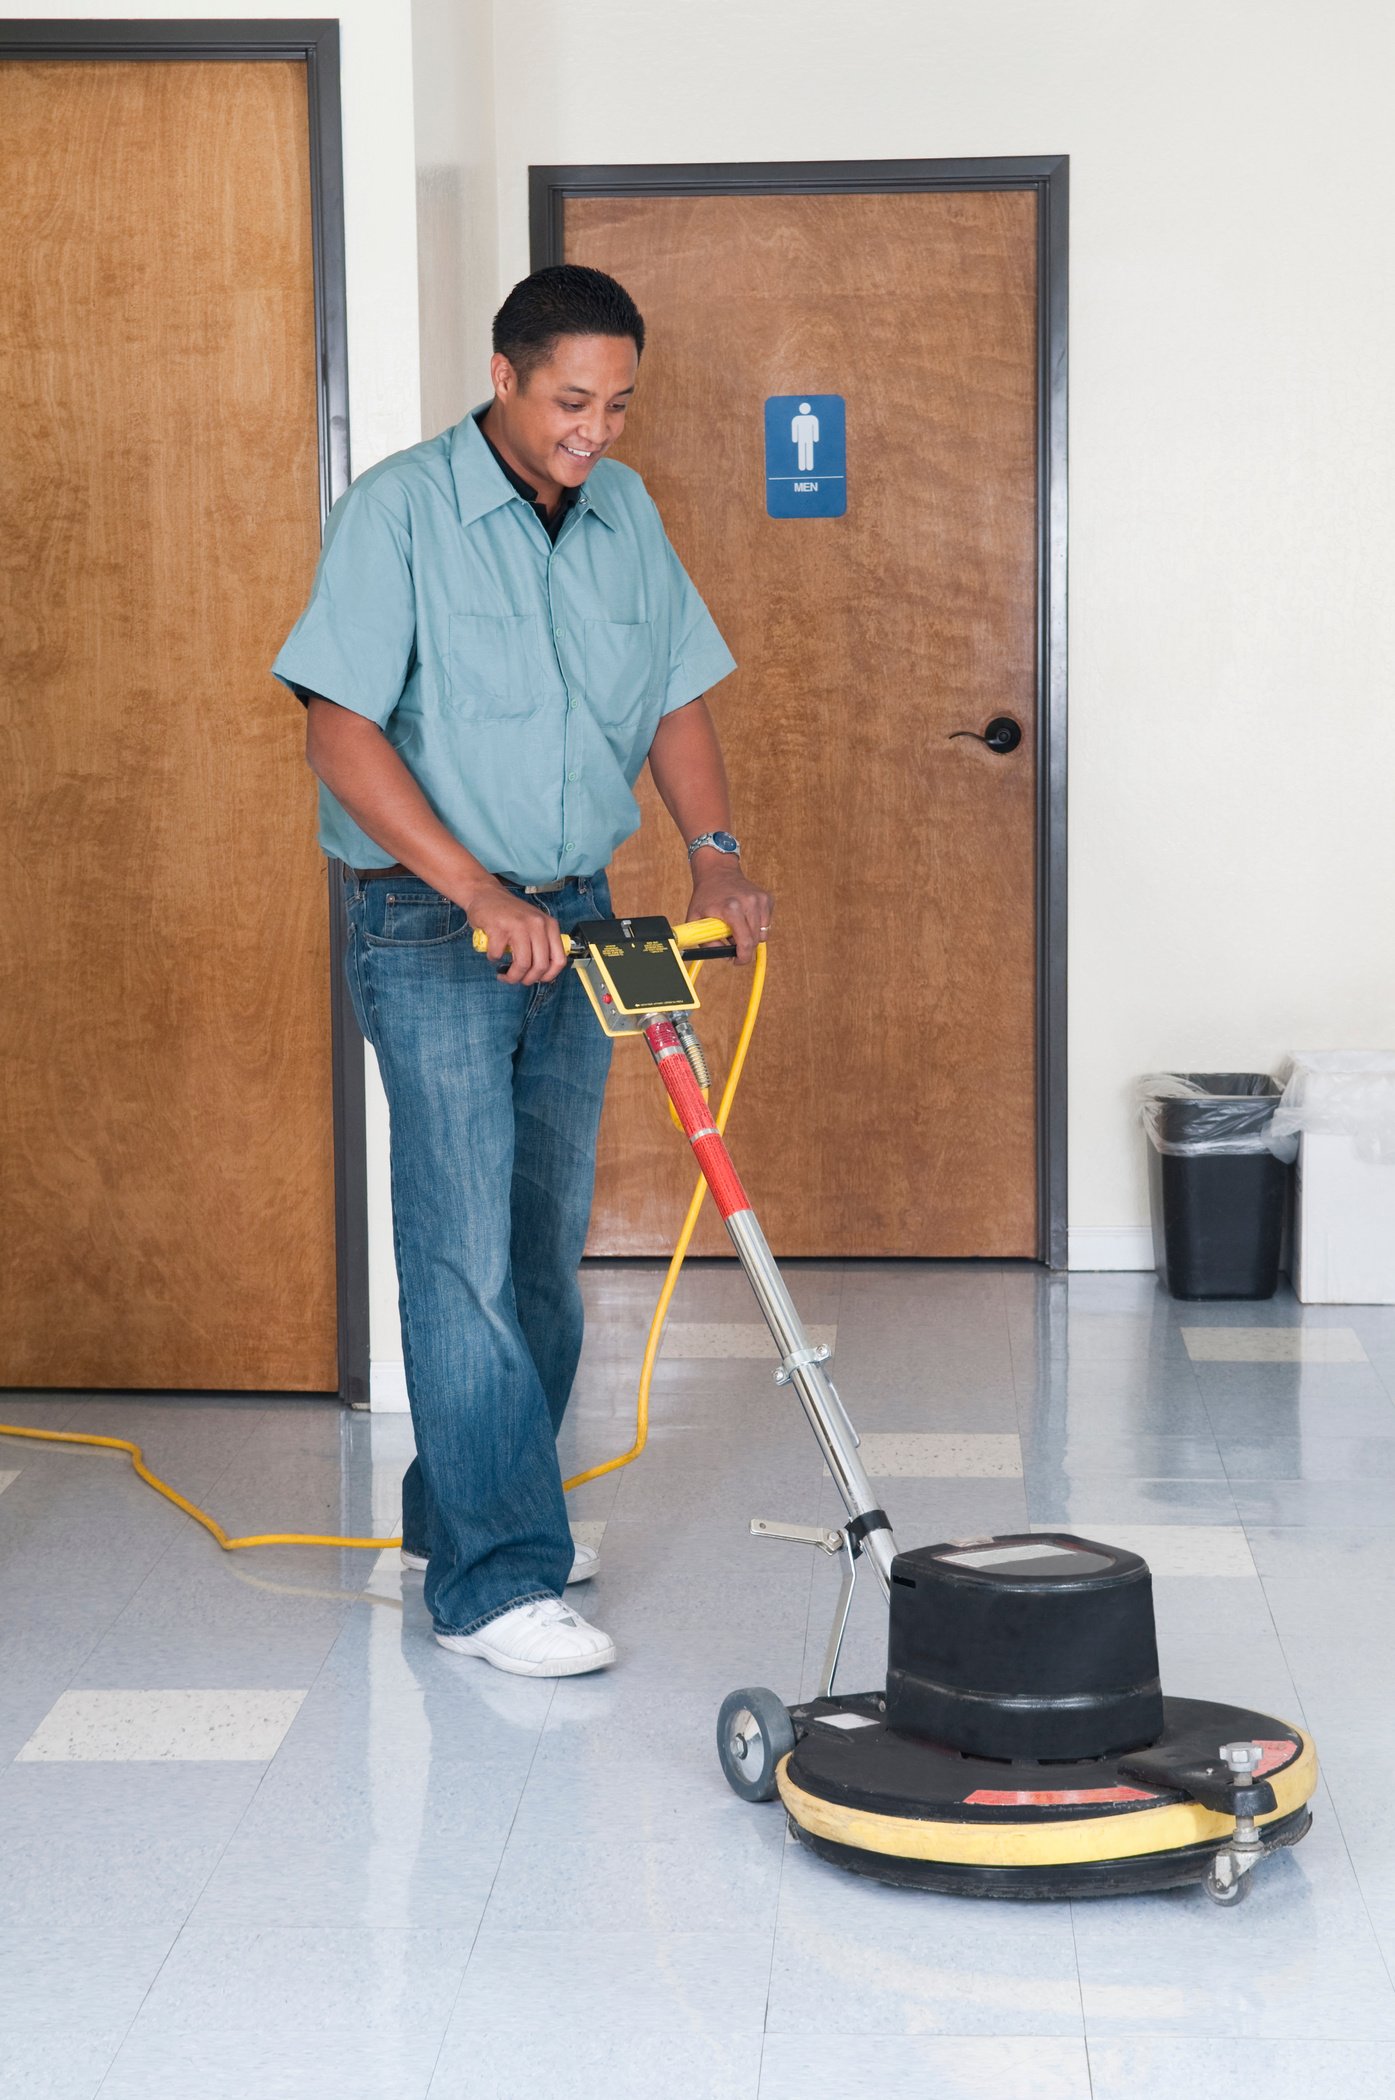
top-left (1202, 1858), bottom-right (1251, 1905)
top-left (717, 1687), bottom-right (795, 1803)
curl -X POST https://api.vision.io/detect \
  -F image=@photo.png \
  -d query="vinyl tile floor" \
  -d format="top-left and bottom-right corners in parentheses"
top-left (4, 1264), bottom-right (1395, 2098)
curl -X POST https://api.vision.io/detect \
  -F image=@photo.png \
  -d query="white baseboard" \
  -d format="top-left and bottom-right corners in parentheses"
top-left (1068, 1227), bottom-right (1156, 1272)
top-left (370, 1360), bottom-right (410, 1413)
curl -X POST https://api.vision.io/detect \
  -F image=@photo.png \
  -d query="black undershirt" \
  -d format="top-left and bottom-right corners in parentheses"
top-left (474, 407), bottom-right (577, 543)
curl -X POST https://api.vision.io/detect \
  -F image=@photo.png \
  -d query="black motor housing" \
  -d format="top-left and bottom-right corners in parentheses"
top-left (885, 1532), bottom-right (1165, 1762)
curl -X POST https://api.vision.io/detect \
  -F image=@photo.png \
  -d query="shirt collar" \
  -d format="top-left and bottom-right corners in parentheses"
top-left (449, 406), bottom-right (616, 530)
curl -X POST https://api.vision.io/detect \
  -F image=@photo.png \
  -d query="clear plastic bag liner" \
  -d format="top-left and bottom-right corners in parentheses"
top-left (1137, 1073), bottom-right (1290, 1158)
top-left (1270, 1051), bottom-right (1395, 1164)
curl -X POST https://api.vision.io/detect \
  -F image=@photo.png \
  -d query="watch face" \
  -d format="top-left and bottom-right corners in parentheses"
top-left (710, 832), bottom-right (739, 854)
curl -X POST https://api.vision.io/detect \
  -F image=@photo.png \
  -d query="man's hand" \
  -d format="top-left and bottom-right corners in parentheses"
top-left (464, 878), bottom-right (570, 985)
top-left (686, 860), bottom-right (773, 966)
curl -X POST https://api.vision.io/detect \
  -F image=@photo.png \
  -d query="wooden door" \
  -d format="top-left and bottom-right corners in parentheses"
top-left (0, 60), bottom-right (336, 1389)
top-left (566, 191), bottom-right (1039, 1257)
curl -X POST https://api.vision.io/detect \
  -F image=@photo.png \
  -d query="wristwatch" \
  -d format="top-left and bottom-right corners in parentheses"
top-left (686, 830), bottom-right (741, 860)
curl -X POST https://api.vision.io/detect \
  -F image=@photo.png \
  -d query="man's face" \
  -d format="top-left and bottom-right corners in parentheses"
top-left (488, 335), bottom-right (639, 494)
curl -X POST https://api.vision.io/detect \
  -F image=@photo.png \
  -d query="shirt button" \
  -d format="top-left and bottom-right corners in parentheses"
top-left (567, 700), bottom-right (576, 711)
top-left (553, 625), bottom-right (566, 640)
top-left (567, 770), bottom-right (580, 782)
top-left (564, 842), bottom-right (575, 854)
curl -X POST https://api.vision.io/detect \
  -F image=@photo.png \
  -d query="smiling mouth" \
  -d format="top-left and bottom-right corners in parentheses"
top-left (559, 442), bottom-right (599, 460)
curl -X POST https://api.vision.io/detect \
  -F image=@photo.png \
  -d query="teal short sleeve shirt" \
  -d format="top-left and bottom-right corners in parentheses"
top-left (272, 409), bottom-right (737, 880)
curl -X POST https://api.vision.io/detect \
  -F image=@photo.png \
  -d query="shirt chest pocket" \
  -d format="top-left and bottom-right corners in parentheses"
top-left (446, 612), bottom-right (547, 721)
top-left (583, 617), bottom-right (661, 734)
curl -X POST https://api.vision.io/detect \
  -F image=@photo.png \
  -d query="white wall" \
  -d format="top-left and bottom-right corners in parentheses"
top-left (478, 0), bottom-right (1395, 1267)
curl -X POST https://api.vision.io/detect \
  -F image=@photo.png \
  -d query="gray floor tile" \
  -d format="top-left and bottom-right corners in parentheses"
top-left (0, 1925), bottom-right (177, 2031)
top-left (99, 2025), bottom-right (446, 2100)
top-left (483, 1818), bottom-right (786, 1935)
top-left (535, 1648), bottom-right (807, 1768)
top-left (38, 1397), bottom-right (270, 1503)
top-left (1069, 1813), bottom-right (1395, 2038)
top-left (1021, 1432), bottom-right (1227, 1480)
top-left (131, 1922), bottom-right (470, 2031)
top-left (428, 2024), bottom-right (764, 2100)
top-left (190, 1750), bottom-right (521, 1927)
top-left (1220, 1433), bottom-right (1395, 1482)
top-left (0, 1764), bottom-right (262, 1929)
top-left (758, 2035), bottom-right (1092, 2099)
top-left (767, 1846), bottom-right (1084, 2035)
top-left (1202, 1381), bottom-right (1395, 1438)
top-left (1245, 1524), bottom-right (1395, 1581)
top-left (1026, 1478), bottom-right (1241, 1527)
top-left (1087, 2038), bottom-right (1395, 2100)
top-left (0, 2030), bottom-right (124, 2100)
top-left (0, 1395), bottom-right (83, 1433)
top-left (450, 1924), bottom-right (772, 2033)
top-left (1231, 1478), bottom-right (1395, 1525)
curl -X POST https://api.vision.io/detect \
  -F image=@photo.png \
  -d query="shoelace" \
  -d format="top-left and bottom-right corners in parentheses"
top-left (522, 1599), bottom-right (580, 1629)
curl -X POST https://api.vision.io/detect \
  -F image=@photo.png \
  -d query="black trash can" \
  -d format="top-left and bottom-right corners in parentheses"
top-left (1143, 1073), bottom-right (1288, 1300)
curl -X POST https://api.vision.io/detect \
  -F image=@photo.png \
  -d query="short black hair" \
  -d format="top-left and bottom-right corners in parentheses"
top-left (492, 265), bottom-right (645, 384)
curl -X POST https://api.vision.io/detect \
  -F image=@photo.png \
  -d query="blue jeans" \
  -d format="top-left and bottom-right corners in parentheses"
top-left (342, 869), bottom-right (613, 1635)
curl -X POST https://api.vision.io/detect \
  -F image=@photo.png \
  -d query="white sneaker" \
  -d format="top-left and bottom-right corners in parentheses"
top-left (401, 1541), bottom-right (600, 1584)
top-left (435, 1596), bottom-right (616, 1677)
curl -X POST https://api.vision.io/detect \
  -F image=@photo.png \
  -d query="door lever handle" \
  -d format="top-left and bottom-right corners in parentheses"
top-left (947, 715), bottom-right (1023, 755)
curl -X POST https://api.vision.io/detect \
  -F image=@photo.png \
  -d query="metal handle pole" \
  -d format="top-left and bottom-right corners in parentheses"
top-left (645, 1017), bottom-right (898, 1595)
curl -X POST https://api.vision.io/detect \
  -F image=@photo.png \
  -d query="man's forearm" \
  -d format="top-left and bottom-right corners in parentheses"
top-left (647, 698), bottom-right (738, 877)
top-left (304, 696), bottom-right (493, 904)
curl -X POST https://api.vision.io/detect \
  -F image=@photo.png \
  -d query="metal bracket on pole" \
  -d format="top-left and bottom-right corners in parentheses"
top-left (749, 1517), bottom-right (844, 1554)
top-left (748, 1519), bottom-right (860, 1699)
top-left (774, 1342), bottom-right (831, 1386)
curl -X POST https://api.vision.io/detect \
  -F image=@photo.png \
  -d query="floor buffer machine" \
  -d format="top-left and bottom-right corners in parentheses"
top-left (523, 911), bottom-right (1318, 1904)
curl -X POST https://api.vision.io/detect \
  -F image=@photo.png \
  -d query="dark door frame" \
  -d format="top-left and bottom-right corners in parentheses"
top-left (533, 156), bottom-right (1069, 1267)
top-left (3, 19), bottom-right (368, 1400)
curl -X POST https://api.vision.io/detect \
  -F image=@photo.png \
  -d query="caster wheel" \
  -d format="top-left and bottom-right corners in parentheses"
top-left (1203, 1860), bottom-right (1250, 1905)
top-left (717, 1686), bottom-right (795, 1803)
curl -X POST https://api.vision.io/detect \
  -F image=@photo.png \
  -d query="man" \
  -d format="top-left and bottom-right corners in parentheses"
top-left (273, 265), bottom-right (771, 1678)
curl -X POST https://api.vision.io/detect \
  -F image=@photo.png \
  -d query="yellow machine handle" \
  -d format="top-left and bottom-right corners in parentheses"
top-left (471, 916), bottom-right (734, 957)
top-left (671, 918), bottom-right (736, 948)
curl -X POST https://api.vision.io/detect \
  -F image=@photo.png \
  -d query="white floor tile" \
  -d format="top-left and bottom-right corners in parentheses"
top-left (663, 1320), bottom-right (836, 1358)
top-left (1031, 1521), bottom-right (1257, 1576)
top-left (1183, 1326), bottom-right (1368, 1363)
top-left (15, 1687), bottom-right (306, 1762)
top-left (829, 1432), bottom-right (1023, 1479)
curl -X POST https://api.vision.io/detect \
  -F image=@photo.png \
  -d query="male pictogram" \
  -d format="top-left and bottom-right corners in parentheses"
top-left (791, 401), bottom-right (820, 474)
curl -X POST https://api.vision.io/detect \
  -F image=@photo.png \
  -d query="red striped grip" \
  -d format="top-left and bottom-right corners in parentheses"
top-left (645, 1020), bottom-right (752, 1221)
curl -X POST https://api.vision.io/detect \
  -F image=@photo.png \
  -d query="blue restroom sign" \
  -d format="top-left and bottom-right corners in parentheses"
top-left (764, 394), bottom-right (846, 518)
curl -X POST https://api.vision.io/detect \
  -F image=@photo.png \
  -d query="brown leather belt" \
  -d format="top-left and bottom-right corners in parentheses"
top-left (345, 863), bottom-right (567, 895)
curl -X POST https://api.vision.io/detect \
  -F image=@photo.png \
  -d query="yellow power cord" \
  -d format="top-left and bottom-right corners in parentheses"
top-left (0, 925), bottom-right (766, 1552)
